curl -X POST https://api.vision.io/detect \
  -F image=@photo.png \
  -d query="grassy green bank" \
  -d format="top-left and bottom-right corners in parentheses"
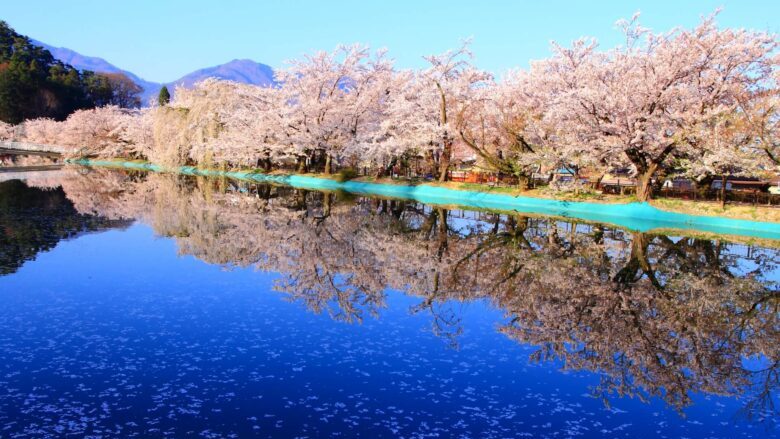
top-left (67, 158), bottom-right (780, 243)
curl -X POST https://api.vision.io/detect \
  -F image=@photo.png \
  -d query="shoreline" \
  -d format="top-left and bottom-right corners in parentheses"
top-left (67, 158), bottom-right (780, 242)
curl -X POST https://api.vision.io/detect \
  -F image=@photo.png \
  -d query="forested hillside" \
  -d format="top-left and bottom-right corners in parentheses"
top-left (0, 21), bottom-right (139, 123)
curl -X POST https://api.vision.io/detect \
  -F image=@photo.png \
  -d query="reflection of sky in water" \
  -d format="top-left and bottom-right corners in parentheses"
top-left (0, 224), bottom-right (775, 438)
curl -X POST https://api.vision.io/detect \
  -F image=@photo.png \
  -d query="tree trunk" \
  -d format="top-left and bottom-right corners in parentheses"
top-left (257, 157), bottom-right (272, 172)
top-left (391, 200), bottom-right (405, 219)
top-left (324, 154), bottom-right (332, 175)
top-left (720, 175), bottom-right (727, 209)
top-left (635, 164), bottom-right (658, 202)
top-left (592, 225), bottom-right (604, 244)
top-left (436, 208), bottom-right (449, 259)
top-left (374, 156), bottom-right (398, 179)
top-left (426, 150), bottom-right (438, 179)
top-left (438, 141), bottom-right (451, 182)
top-left (614, 232), bottom-right (661, 290)
top-left (517, 175), bottom-right (530, 191)
top-left (322, 193), bottom-right (331, 218)
top-left (436, 80), bottom-right (450, 183)
top-left (592, 172), bottom-right (606, 191)
top-left (257, 184), bottom-right (271, 199)
top-left (515, 215), bottom-right (529, 233)
top-left (296, 157), bottom-right (307, 173)
top-left (693, 176), bottom-right (713, 200)
top-left (547, 224), bottom-right (559, 246)
top-left (294, 189), bottom-right (307, 211)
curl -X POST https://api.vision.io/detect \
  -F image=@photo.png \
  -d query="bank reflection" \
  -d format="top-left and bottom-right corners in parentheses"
top-left (47, 168), bottom-right (780, 421)
top-left (0, 178), bottom-right (131, 275)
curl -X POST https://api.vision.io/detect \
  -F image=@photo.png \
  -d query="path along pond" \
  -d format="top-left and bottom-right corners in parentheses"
top-left (0, 165), bottom-right (778, 438)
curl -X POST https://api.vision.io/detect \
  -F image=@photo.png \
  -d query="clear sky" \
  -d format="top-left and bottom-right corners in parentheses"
top-left (4, 0), bottom-right (778, 83)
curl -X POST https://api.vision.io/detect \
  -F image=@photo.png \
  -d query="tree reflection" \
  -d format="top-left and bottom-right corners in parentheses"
top-left (48, 169), bottom-right (780, 420)
top-left (0, 179), bottom-right (131, 274)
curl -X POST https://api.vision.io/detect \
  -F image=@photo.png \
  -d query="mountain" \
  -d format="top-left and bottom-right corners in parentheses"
top-left (34, 41), bottom-right (275, 105)
top-left (170, 59), bottom-right (275, 89)
top-left (32, 40), bottom-right (162, 104)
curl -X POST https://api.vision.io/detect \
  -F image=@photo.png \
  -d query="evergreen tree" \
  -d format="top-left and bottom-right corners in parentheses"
top-left (0, 20), bottom-right (104, 123)
top-left (158, 85), bottom-right (171, 106)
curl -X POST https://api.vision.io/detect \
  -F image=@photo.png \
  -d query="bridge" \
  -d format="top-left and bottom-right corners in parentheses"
top-left (0, 165), bottom-right (66, 183)
top-left (0, 164), bottom-right (64, 173)
top-left (0, 141), bottom-right (65, 157)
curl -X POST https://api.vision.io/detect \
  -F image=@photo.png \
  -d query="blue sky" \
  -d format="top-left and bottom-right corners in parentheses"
top-left (4, 0), bottom-right (778, 82)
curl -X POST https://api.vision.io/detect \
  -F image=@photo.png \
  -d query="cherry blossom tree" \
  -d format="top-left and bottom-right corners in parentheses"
top-left (383, 42), bottom-right (492, 181)
top-left (337, 49), bottom-right (396, 170)
top-left (675, 109), bottom-right (774, 206)
top-left (15, 107), bottom-right (136, 158)
top-left (353, 70), bottom-right (413, 174)
top-left (456, 71), bottom-right (556, 189)
top-left (5, 15), bottom-right (777, 193)
top-left (0, 120), bottom-right (13, 141)
top-left (116, 107), bottom-right (155, 160)
top-left (160, 80), bottom-right (233, 166)
top-left (179, 79), bottom-right (286, 168)
top-left (274, 45), bottom-right (395, 174)
top-left (536, 12), bottom-right (778, 201)
top-left (58, 106), bottom-right (130, 158)
top-left (18, 117), bottom-right (62, 146)
top-left (736, 73), bottom-right (780, 166)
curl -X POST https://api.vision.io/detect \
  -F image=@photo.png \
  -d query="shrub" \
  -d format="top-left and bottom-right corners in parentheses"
top-left (336, 167), bottom-right (359, 182)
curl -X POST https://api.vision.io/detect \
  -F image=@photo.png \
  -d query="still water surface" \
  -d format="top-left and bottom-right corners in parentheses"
top-left (0, 168), bottom-right (778, 438)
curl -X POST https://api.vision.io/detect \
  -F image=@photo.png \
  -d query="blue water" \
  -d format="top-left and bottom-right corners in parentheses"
top-left (0, 174), bottom-right (777, 438)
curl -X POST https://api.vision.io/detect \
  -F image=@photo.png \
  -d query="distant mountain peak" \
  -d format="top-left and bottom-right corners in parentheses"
top-left (32, 40), bottom-right (161, 104)
top-left (169, 59), bottom-right (275, 89)
top-left (34, 40), bottom-right (275, 106)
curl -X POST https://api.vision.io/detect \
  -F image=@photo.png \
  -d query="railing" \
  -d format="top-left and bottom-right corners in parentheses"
top-left (0, 166), bottom-right (67, 183)
top-left (0, 141), bottom-right (66, 155)
top-left (448, 171), bottom-right (528, 187)
top-left (655, 188), bottom-right (780, 206)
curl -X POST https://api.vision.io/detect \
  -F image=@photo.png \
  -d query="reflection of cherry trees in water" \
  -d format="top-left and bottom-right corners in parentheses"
top-left (52, 169), bottom-right (779, 420)
top-left (459, 225), bottom-right (779, 418)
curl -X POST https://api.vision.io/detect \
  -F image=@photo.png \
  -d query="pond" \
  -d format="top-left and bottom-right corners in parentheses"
top-left (0, 167), bottom-right (778, 438)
